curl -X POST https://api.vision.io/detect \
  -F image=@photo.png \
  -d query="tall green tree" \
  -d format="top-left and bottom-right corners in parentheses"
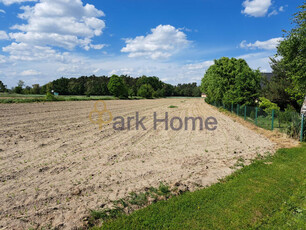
top-left (68, 78), bottom-right (83, 95)
top-left (173, 83), bottom-right (199, 97)
top-left (0, 80), bottom-right (6, 92)
top-left (107, 75), bottom-right (128, 98)
top-left (23, 86), bottom-right (32, 94)
top-left (14, 80), bottom-right (25, 94)
top-left (30, 84), bottom-right (41, 94)
top-left (192, 87), bottom-right (201, 97)
top-left (275, 3), bottom-right (306, 106)
top-left (262, 58), bottom-right (298, 110)
top-left (201, 57), bottom-right (261, 105)
top-left (52, 77), bottom-right (70, 95)
top-left (162, 84), bottom-right (174, 97)
top-left (85, 79), bottom-right (99, 96)
top-left (136, 76), bottom-right (163, 91)
top-left (120, 75), bottom-right (137, 96)
top-left (137, 84), bottom-right (154, 98)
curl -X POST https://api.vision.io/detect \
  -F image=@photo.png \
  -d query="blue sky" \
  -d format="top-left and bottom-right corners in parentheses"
top-left (0, 0), bottom-right (302, 88)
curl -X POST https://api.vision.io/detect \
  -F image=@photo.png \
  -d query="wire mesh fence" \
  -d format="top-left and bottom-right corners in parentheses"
top-left (210, 101), bottom-right (305, 142)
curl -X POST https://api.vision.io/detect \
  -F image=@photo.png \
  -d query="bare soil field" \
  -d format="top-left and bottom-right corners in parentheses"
top-left (0, 98), bottom-right (276, 229)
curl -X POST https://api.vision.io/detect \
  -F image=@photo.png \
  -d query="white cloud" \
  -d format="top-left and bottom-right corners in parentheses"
top-left (2, 42), bottom-right (72, 61)
top-left (0, 30), bottom-right (9, 40)
top-left (237, 51), bottom-right (273, 72)
top-left (121, 25), bottom-right (190, 59)
top-left (242, 0), bottom-right (272, 17)
top-left (20, 69), bottom-right (41, 76)
top-left (268, 10), bottom-right (278, 17)
top-left (0, 0), bottom-right (37, 5)
top-left (7, 0), bottom-right (105, 51)
top-left (0, 9), bottom-right (5, 13)
top-left (178, 27), bottom-right (193, 32)
top-left (240, 37), bottom-right (283, 50)
top-left (109, 67), bottom-right (135, 76)
top-left (185, 61), bottom-right (214, 70)
top-left (279, 6), bottom-right (284, 12)
top-left (0, 54), bottom-right (6, 64)
top-left (89, 44), bottom-right (105, 50)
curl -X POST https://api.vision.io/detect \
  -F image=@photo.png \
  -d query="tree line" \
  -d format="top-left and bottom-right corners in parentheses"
top-left (0, 75), bottom-right (202, 98)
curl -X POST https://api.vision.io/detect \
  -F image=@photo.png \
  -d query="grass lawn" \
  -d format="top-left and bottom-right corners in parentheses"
top-left (93, 144), bottom-right (306, 229)
top-left (0, 93), bottom-right (44, 98)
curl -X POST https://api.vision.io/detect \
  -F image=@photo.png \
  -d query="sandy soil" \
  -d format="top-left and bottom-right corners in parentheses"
top-left (0, 99), bottom-right (276, 229)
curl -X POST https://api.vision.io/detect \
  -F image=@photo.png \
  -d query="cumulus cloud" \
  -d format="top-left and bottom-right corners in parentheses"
top-left (237, 52), bottom-right (273, 72)
top-left (121, 25), bottom-right (190, 59)
top-left (6, 0), bottom-right (105, 52)
top-left (20, 69), bottom-right (41, 76)
top-left (0, 0), bottom-right (37, 5)
top-left (242, 0), bottom-right (272, 17)
top-left (185, 61), bottom-right (214, 70)
top-left (240, 37), bottom-right (283, 50)
top-left (89, 44), bottom-right (105, 50)
top-left (0, 54), bottom-right (6, 64)
top-left (109, 68), bottom-right (135, 76)
top-left (2, 42), bottom-right (72, 61)
top-left (0, 30), bottom-right (9, 40)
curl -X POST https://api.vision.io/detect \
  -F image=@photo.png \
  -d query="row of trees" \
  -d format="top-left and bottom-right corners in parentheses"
top-left (0, 75), bottom-right (202, 99)
top-left (201, 3), bottom-right (305, 111)
top-left (0, 80), bottom-right (42, 95)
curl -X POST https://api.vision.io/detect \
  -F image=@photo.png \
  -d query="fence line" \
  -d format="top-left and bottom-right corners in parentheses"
top-left (209, 101), bottom-right (305, 142)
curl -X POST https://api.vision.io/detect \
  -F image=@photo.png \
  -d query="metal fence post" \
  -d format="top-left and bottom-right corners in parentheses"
top-left (231, 102), bottom-right (233, 113)
top-left (301, 114), bottom-right (304, 142)
top-left (237, 104), bottom-right (239, 116)
top-left (271, 109), bottom-right (275, 130)
top-left (244, 106), bottom-right (247, 120)
top-left (255, 107), bottom-right (258, 126)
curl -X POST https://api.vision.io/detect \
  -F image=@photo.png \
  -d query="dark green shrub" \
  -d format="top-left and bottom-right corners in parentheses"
top-left (137, 84), bottom-right (154, 99)
top-left (250, 111), bottom-right (255, 119)
top-left (286, 113), bottom-right (305, 140)
top-left (259, 97), bottom-right (280, 114)
top-left (45, 92), bottom-right (56, 101)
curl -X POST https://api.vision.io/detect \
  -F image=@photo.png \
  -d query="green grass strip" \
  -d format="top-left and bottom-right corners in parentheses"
top-left (0, 96), bottom-right (117, 103)
top-left (94, 145), bottom-right (306, 229)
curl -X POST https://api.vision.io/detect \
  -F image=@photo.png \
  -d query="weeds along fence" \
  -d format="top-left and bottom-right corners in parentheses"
top-left (210, 101), bottom-right (305, 142)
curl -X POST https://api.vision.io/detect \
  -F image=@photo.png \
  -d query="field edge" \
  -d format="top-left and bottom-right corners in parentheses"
top-left (91, 144), bottom-right (306, 229)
